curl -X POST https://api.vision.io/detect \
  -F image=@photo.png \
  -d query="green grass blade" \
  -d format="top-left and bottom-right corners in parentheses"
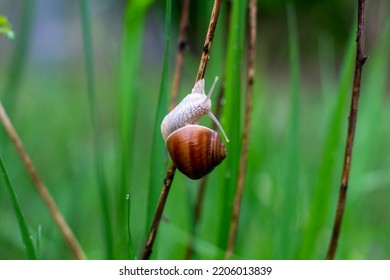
top-left (0, 1), bottom-right (35, 150)
top-left (350, 21), bottom-right (390, 191)
top-left (80, 0), bottom-right (114, 259)
top-left (145, 0), bottom-right (172, 252)
top-left (217, 0), bottom-right (247, 258)
top-left (126, 193), bottom-right (136, 259)
top-left (278, 3), bottom-right (301, 259)
top-left (1, 0), bottom-right (35, 114)
top-left (0, 156), bottom-right (37, 259)
top-left (36, 225), bottom-right (42, 260)
top-left (297, 29), bottom-right (356, 259)
top-left (339, 21), bottom-right (390, 259)
top-left (117, 0), bottom-right (154, 257)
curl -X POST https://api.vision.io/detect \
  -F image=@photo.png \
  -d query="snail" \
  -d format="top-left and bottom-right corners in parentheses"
top-left (161, 76), bottom-right (229, 180)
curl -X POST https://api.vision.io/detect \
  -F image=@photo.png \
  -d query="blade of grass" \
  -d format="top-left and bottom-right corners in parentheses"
top-left (278, 3), bottom-right (301, 259)
top-left (144, 0), bottom-right (172, 258)
top-left (297, 29), bottom-right (356, 259)
top-left (349, 20), bottom-right (390, 196)
top-left (126, 193), bottom-right (136, 259)
top-left (225, 0), bottom-right (257, 260)
top-left (217, 0), bottom-right (247, 258)
top-left (118, 0), bottom-right (154, 258)
top-left (0, 1), bottom-right (35, 149)
top-left (36, 225), bottom-right (42, 259)
top-left (1, 0), bottom-right (35, 114)
top-left (340, 21), bottom-right (390, 256)
top-left (318, 36), bottom-right (337, 107)
top-left (0, 156), bottom-right (37, 259)
top-left (80, 0), bottom-right (114, 259)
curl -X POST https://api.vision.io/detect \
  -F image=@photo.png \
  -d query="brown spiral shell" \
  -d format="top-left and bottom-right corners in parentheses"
top-left (166, 125), bottom-right (227, 180)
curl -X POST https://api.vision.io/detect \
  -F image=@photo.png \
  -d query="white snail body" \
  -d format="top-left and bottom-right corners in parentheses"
top-left (161, 79), bottom-right (211, 141)
top-left (160, 77), bottom-right (229, 180)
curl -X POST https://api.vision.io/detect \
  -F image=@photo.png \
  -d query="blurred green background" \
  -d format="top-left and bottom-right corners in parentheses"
top-left (0, 0), bottom-right (389, 260)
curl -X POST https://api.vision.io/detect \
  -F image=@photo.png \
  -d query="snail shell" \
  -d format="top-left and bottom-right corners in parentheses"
top-left (166, 125), bottom-right (227, 180)
top-left (161, 77), bottom-right (229, 179)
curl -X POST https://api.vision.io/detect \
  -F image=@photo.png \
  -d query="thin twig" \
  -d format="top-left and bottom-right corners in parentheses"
top-left (225, 0), bottom-right (257, 260)
top-left (186, 1), bottom-right (231, 259)
top-left (141, 0), bottom-right (223, 260)
top-left (196, 0), bottom-right (222, 82)
top-left (142, 163), bottom-right (176, 260)
top-left (141, 0), bottom-right (190, 260)
top-left (326, 0), bottom-right (367, 260)
top-left (170, 0), bottom-right (190, 111)
top-left (0, 102), bottom-right (86, 260)
top-left (184, 173), bottom-right (208, 259)
top-left (185, 81), bottom-right (225, 259)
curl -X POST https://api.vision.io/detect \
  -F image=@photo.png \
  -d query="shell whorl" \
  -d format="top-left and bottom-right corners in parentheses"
top-left (166, 125), bottom-right (227, 180)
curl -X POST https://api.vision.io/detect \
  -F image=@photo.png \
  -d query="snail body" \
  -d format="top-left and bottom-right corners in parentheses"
top-left (161, 79), bottom-right (205, 140)
top-left (161, 77), bottom-right (229, 180)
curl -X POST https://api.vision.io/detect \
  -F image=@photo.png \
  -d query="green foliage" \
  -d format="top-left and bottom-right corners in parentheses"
top-left (0, 15), bottom-right (14, 39)
top-left (277, 4), bottom-right (300, 259)
top-left (1, 1), bottom-right (35, 114)
top-left (0, 0), bottom-right (389, 260)
top-left (80, 0), bottom-right (114, 259)
top-left (0, 157), bottom-right (36, 259)
top-left (117, 0), bottom-right (156, 259)
top-left (146, 0), bottom-right (172, 258)
top-left (297, 29), bottom-right (355, 259)
top-left (217, 0), bottom-right (247, 258)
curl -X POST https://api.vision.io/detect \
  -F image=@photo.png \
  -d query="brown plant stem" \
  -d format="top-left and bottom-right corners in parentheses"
top-left (185, 1), bottom-right (231, 259)
top-left (184, 176), bottom-right (208, 259)
top-left (142, 163), bottom-right (176, 260)
top-left (185, 81), bottom-right (225, 259)
top-left (225, 0), bottom-right (257, 260)
top-left (141, 0), bottom-right (190, 260)
top-left (0, 102), bottom-right (86, 260)
top-left (141, 0), bottom-right (223, 260)
top-left (196, 0), bottom-right (222, 82)
top-left (170, 0), bottom-right (190, 111)
top-left (326, 0), bottom-right (367, 260)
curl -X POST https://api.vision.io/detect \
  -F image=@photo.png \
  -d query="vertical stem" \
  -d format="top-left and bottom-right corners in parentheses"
top-left (142, 163), bottom-right (176, 259)
top-left (326, 0), bottom-right (367, 260)
top-left (195, 0), bottom-right (222, 82)
top-left (184, 176), bottom-right (208, 259)
top-left (185, 81), bottom-right (226, 259)
top-left (142, 0), bottom-right (223, 260)
top-left (225, 0), bottom-right (257, 259)
top-left (144, 0), bottom-right (173, 257)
